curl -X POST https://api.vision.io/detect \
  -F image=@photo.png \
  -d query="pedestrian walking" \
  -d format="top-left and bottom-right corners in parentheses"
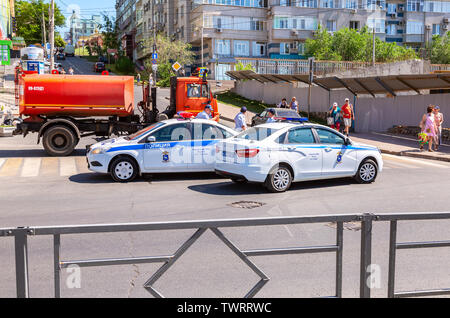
top-left (290, 97), bottom-right (299, 113)
top-left (341, 98), bottom-right (354, 136)
top-left (68, 67), bottom-right (74, 75)
top-left (234, 107), bottom-right (248, 132)
top-left (328, 102), bottom-right (341, 131)
top-left (433, 106), bottom-right (444, 151)
top-left (277, 98), bottom-right (288, 108)
top-left (136, 73), bottom-right (141, 85)
top-left (419, 105), bottom-right (438, 152)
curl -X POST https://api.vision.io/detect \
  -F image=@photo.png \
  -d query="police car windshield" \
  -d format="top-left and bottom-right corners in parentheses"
top-left (236, 127), bottom-right (279, 141)
top-left (276, 110), bottom-right (300, 117)
top-left (126, 123), bottom-right (166, 141)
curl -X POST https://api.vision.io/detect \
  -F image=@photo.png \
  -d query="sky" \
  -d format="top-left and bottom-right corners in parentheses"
top-left (54, 0), bottom-right (116, 34)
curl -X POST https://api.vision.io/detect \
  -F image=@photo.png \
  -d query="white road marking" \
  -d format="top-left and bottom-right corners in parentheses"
top-left (0, 159), bottom-right (5, 170)
top-left (382, 154), bottom-right (449, 168)
top-left (59, 157), bottom-right (78, 176)
top-left (21, 158), bottom-right (41, 177)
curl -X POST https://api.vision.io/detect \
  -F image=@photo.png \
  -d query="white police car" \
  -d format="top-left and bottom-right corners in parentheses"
top-left (215, 122), bottom-right (383, 192)
top-left (87, 118), bottom-right (237, 182)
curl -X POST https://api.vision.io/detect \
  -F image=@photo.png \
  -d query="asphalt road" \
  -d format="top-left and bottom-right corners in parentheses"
top-left (0, 57), bottom-right (449, 298)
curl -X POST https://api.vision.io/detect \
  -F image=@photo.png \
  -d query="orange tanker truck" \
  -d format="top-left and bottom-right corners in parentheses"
top-left (13, 70), bottom-right (219, 156)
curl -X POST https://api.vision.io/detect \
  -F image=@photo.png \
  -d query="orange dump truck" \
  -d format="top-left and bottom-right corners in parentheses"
top-left (14, 70), bottom-right (219, 156)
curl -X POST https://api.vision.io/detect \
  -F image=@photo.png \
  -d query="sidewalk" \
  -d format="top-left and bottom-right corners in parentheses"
top-left (219, 102), bottom-right (450, 162)
top-left (351, 132), bottom-right (450, 162)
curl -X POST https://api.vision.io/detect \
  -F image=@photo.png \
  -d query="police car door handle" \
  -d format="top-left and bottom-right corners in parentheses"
top-left (324, 147), bottom-right (333, 152)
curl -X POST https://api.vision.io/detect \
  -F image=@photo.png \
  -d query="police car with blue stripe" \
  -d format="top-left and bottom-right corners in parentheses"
top-left (215, 121), bottom-right (383, 192)
top-left (87, 118), bottom-right (237, 182)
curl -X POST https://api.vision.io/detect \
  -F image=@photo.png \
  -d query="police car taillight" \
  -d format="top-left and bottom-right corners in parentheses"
top-left (235, 149), bottom-right (259, 158)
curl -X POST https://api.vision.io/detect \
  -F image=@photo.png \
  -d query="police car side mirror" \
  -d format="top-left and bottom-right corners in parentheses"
top-left (147, 136), bottom-right (156, 143)
top-left (344, 137), bottom-right (351, 145)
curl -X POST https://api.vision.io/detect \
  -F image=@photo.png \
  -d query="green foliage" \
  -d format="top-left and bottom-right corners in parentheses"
top-left (115, 56), bottom-right (134, 74)
top-left (235, 61), bottom-right (255, 71)
top-left (306, 25), bottom-right (418, 63)
top-left (430, 34), bottom-right (450, 64)
top-left (15, 0), bottom-right (65, 45)
top-left (54, 34), bottom-right (65, 48)
top-left (86, 45), bottom-right (92, 56)
top-left (156, 63), bottom-right (175, 87)
top-left (100, 15), bottom-right (120, 51)
top-left (142, 34), bottom-right (195, 85)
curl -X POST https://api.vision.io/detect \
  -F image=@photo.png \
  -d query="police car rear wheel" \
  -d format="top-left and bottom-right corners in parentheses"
top-left (355, 159), bottom-right (378, 184)
top-left (265, 166), bottom-right (292, 193)
top-left (111, 157), bottom-right (138, 182)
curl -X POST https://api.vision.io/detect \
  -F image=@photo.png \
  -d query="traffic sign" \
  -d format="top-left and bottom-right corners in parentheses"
top-left (172, 61), bottom-right (182, 72)
top-left (152, 59), bottom-right (157, 64)
top-left (152, 53), bottom-right (158, 60)
top-left (152, 64), bottom-right (158, 72)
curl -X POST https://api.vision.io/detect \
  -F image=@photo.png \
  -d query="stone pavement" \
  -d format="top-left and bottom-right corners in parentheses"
top-left (218, 102), bottom-right (255, 126)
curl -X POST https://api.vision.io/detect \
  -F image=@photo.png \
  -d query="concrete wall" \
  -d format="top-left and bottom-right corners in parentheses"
top-left (232, 80), bottom-right (450, 132)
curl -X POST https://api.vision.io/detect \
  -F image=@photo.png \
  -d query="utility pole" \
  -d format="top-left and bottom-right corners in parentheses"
top-left (307, 57), bottom-right (314, 120)
top-left (49, 0), bottom-right (55, 72)
top-left (372, 25), bottom-right (375, 66)
top-left (152, 0), bottom-right (157, 86)
top-left (201, 26), bottom-right (204, 67)
top-left (42, 11), bottom-right (47, 58)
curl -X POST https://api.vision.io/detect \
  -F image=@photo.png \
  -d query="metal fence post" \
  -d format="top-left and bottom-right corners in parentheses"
top-left (359, 213), bottom-right (373, 298)
top-left (14, 228), bottom-right (30, 298)
top-left (387, 220), bottom-right (397, 298)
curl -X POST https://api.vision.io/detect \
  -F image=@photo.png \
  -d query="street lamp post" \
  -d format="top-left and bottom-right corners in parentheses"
top-left (372, 5), bottom-right (383, 66)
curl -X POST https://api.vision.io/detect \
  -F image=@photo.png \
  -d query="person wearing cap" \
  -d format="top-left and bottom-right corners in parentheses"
top-left (340, 98), bottom-right (354, 136)
top-left (266, 109), bottom-right (276, 123)
top-left (196, 103), bottom-right (218, 121)
top-left (234, 107), bottom-right (248, 132)
top-left (328, 102), bottom-right (341, 131)
top-left (433, 105), bottom-right (444, 150)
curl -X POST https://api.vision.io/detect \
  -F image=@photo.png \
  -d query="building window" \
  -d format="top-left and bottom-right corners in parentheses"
top-left (406, 21), bottom-right (424, 34)
top-left (274, 16), bottom-right (318, 30)
top-left (386, 24), bottom-right (397, 35)
top-left (234, 40), bottom-right (250, 56)
top-left (367, 19), bottom-right (386, 33)
top-left (326, 20), bottom-right (336, 31)
top-left (321, 0), bottom-right (334, 7)
top-left (280, 43), bottom-right (290, 55)
top-left (215, 39), bottom-right (231, 56)
top-left (407, 0), bottom-right (424, 11)
top-left (298, 42), bottom-right (305, 55)
top-left (342, 0), bottom-right (357, 8)
top-left (387, 3), bottom-right (397, 13)
top-left (349, 21), bottom-right (360, 29)
top-left (432, 24), bottom-right (440, 35)
top-left (252, 41), bottom-right (266, 56)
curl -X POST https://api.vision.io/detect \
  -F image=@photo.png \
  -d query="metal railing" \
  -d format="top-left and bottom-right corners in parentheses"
top-left (1, 212), bottom-right (450, 298)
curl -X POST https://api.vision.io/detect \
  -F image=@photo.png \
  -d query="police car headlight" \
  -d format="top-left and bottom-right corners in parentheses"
top-left (91, 147), bottom-right (109, 155)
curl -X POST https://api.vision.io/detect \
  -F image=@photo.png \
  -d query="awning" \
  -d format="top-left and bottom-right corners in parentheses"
top-left (225, 70), bottom-right (450, 96)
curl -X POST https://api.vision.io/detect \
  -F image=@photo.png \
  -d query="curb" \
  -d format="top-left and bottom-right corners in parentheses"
top-left (380, 149), bottom-right (450, 163)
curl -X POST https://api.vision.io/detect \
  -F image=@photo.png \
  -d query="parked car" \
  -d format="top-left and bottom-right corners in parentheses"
top-left (56, 52), bottom-right (65, 60)
top-left (215, 122), bottom-right (383, 192)
top-left (93, 62), bottom-right (106, 73)
top-left (251, 108), bottom-right (301, 126)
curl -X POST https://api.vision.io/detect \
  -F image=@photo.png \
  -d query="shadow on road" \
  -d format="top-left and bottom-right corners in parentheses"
top-left (188, 177), bottom-right (356, 195)
top-left (69, 171), bottom-right (223, 184)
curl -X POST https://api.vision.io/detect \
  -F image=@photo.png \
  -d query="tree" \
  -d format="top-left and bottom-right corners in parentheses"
top-left (306, 26), bottom-right (418, 63)
top-left (54, 34), bottom-right (66, 48)
top-left (15, 0), bottom-right (66, 45)
top-left (100, 14), bottom-right (120, 52)
top-left (430, 34), bottom-right (450, 64)
top-left (235, 61), bottom-right (255, 71)
top-left (142, 34), bottom-right (195, 86)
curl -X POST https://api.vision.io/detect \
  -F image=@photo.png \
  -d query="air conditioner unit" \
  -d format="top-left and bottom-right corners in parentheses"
top-left (398, 6), bottom-right (403, 11)
top-left (443, 24), bottom-right (448, 30)
top-left (398, 21), bottom-right (404, 26)
top-left (216, 28), bottom-right (222, 32)
top-left (351, 9), bottom-right (357, 14)
top-left (390, 13), bottom-right (396, 18)
top-left (268, 8), bottom-right (274, 16)
top-left (425, 25), bottom-right (431, 30)
top-left (444, 18), bottom-right (449, 24)
top-left (291, 29), bottom-right (298, 36)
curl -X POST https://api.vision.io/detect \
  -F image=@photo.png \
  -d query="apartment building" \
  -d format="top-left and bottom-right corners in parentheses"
top-left (116, 0), bottom-right (137, 60)
top-left (118, 0), bottom-right (450, 79)
top-left (68, 12), bottom-right (102, 45)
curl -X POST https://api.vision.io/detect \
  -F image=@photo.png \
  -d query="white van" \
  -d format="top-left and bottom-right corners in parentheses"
top-left (64, 44), bottom-right (75, 57)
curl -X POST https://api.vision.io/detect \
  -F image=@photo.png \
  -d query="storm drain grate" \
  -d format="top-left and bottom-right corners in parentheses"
top-left (228, 201), bottom-right (266, 209)
top-left (327, 221), bottom-right (362, 231)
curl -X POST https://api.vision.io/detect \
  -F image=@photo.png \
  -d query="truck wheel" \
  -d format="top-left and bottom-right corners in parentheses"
top-left (110, 157), bottom-right (138, 182)
top-left (42, 125), bottom-right (77, 156)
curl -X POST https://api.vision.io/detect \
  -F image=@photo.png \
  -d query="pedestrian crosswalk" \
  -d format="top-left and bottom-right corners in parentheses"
top-left (0, 154), bottom-right (448, 179)
top-left (0, 156), bottom-right (90, 178)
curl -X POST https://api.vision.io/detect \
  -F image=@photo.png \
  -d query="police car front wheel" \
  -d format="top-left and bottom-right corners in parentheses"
top-left (265, 165), bottom-right (293, 193)
top-left (110, 157), bottom-right (138, 182)
top-left (354, 159), bottom-right (378, 184)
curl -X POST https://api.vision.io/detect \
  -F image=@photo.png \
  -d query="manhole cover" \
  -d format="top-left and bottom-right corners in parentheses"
top-left (228, 201), bottom-right (266, 209)
top-left (327, 221), bottom-right (361, 231)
